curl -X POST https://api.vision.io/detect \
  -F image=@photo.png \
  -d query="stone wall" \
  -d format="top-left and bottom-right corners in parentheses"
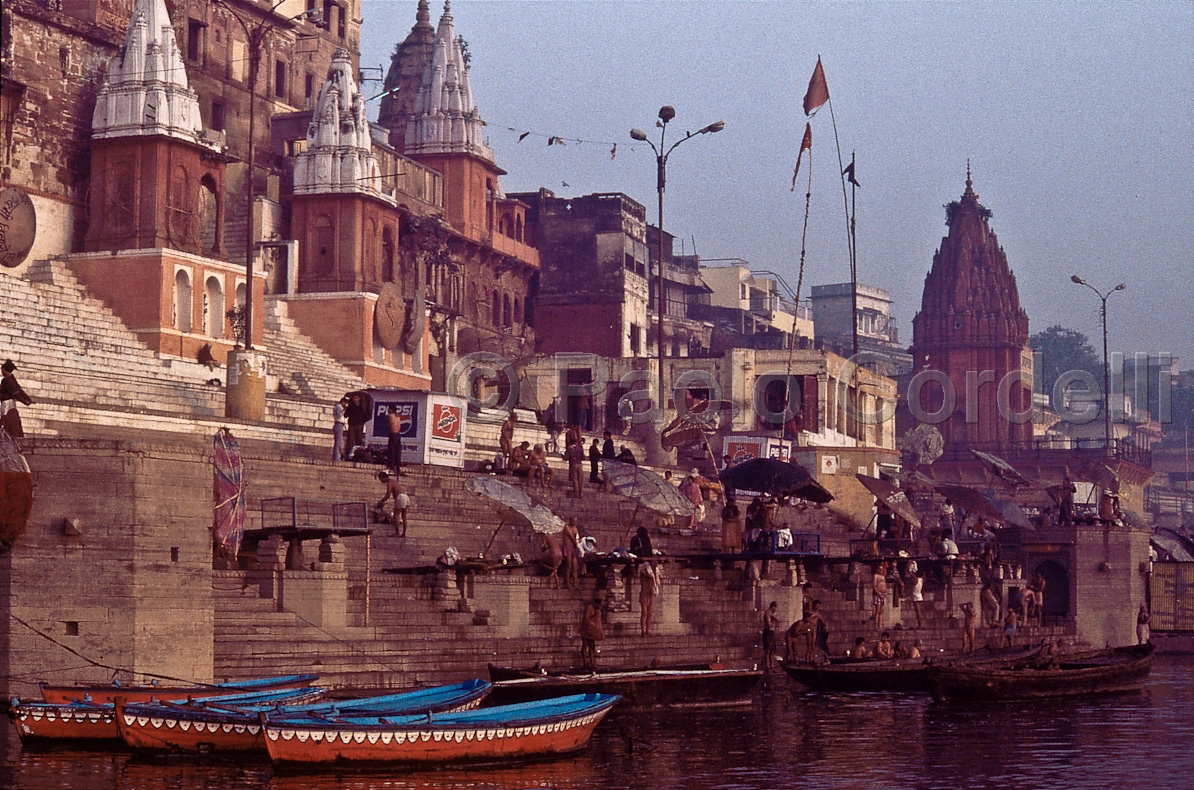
top-left (3, 438), bottom-right (214, 697)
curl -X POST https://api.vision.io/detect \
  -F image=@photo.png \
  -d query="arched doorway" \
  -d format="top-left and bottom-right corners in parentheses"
top-left (1034, 560), bottom-right (1070, 625)
top-left (204, 276), bottom-right (224, 338)
top-left (174, 270), bottom-right (192, 333)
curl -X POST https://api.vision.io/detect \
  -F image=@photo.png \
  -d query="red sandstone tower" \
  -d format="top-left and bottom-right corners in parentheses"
top-left (909, 170), bottom-right (1033, 453)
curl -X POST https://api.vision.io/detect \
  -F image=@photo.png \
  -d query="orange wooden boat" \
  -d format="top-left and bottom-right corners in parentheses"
top-left (39, 673), bottom-right (319, 705)
top-left (8, 700), bottom-right (119, 744)
top-left (10, 685), bottom-right (323, 746)
top-left (116, 680), bottom-right (491, 753)
top-left (263, 693), bottom-right (620, 768)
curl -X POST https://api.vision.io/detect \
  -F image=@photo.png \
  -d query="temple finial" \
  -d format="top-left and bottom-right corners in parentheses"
top-left (416, 0), bottom-right (430, 26)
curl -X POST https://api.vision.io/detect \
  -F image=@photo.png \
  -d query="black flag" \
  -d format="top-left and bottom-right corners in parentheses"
top-left (843, 161), bottom-right (860, 187)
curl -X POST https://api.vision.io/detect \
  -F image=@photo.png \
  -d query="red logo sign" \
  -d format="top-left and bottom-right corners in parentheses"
top-left (431, 404), bottom-right (462, 442)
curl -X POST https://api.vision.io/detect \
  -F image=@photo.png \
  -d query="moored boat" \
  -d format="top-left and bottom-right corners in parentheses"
top-left (487, 660), bottom-right (725, 682)
top-left (10, 685), bottom-right (323, 747)
top-left (783, 644), bottom-right (1049, 694)
top-left (262, 693), bottom-right (621, 768)
top-left (114, 679), bottom-right (492, 753)
top-left (487, 668), bottom-right (762, 707)
top-left (39, 673), bottom-right (320, 704)
top-left (927, 643), bottom-right (1155, 702)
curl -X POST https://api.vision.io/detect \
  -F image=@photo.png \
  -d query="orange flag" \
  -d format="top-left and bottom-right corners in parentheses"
top-left (792, 123), bottom-right (812, 191)
top-left (803, 58), bottom-right (830, 116)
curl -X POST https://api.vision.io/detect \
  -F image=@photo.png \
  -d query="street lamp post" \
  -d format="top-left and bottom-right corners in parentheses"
top-left (1071, 275), bottom-right (1127, 456)
top-left (630, 108), bottom-right (723, 464)
top-left (214, 0), bottom-right (320, 350)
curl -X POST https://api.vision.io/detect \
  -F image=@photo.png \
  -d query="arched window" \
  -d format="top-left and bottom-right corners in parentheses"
top-left (109, 161), bottom-right (134, 233)
top-left (502, 294), bottom-right (512, 328)
top-left (174, 270), bottom-right (192, 333)
top-left (204, 276), bottom-right (224, 338)
top-left (235, 282), bottom-right (246, 309)
top-left (513, 297), bottom-right (521, 327)
top-left (312, 214), bottom-right (334, 274)
top-left (515, 214), bottom-right (524, 243)
top-left (492, 289), bottom-right (501, 326)
top-left (381, 226), bottom-right (394, 282)
top-left (198, 174), bottom-right (220, 255)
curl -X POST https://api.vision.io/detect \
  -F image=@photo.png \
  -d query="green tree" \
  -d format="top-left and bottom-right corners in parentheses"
top-left (1029, 325), bottom-right (1103, 402)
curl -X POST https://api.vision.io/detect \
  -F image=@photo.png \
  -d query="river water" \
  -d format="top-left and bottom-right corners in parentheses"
top-left (4, 657), bottom-right (1193, 790)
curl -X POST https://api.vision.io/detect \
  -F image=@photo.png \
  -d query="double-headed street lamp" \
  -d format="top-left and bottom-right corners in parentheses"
top-left (1070, 275), bottom-right (1127, 456)
top-left (630, 107), bottom-right (723, 463)
top-left (214, 0), bottom-right (321, 350)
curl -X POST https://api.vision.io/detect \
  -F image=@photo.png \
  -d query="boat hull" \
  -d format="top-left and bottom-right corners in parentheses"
top-left (488, 668), bottom-right (762, 707)
top-left (39, 673), bottom-right (319, 704)
top-left (783, 660), bottom-right (930, 693)
top-left (263, 695), bottom-right (619, 767)
top-left (784, 644), bottom-right (1050, 694)
top-left (10, 702), bottom-right (119, 745)
top-left (115, 680), bottom-right (491, 753)
top-left (927, 644), bottom-right (1155, 702)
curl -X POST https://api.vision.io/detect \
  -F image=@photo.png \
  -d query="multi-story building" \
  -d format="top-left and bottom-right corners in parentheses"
top-left (0, 0), bottom-right (538, 391)
top-left (512, 189), bottom-right (712, 361)
top-left (696, 259), bottom-right (813, 354)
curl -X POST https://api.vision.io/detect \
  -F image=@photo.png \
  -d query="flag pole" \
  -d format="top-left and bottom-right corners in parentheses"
top-left (850, 151), bottom-right (859, 357)
top-left (784, 149), bottom-right (816, 446)
top-left (826, 94), bottom-right (853, 304)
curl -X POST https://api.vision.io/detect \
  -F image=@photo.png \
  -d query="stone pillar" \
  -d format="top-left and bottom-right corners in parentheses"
top-left (279, 569), bottom-right (348, 628)
top-left (225, 348), bottom-right (267, 421)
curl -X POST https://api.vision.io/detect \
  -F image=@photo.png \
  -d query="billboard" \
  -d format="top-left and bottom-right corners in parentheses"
top-left (362, 391), bottom-right (467, 468)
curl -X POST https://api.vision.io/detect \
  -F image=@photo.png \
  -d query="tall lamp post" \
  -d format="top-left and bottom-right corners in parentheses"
top-left (630, 108), bottom-right (723, 464)
top-left (214, 0), bottom-right (320, 350)
top-left (1070, 275), bottom-right (1127, 456)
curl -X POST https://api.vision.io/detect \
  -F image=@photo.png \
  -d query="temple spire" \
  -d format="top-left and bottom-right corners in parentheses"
top-left (91, 0), bottom-right (214, 149)
top-left (403, 1), bottom-right (493, 161)
top-left (293, 49), bottom-right (386, 199)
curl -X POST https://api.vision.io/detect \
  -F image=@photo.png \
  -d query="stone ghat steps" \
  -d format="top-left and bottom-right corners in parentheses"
top-left (2, 262), bottom-right (338, 436)
top-left (261, 298), bottom-right (367, 400)
top-left (213, 631), bottom-right (762, 687)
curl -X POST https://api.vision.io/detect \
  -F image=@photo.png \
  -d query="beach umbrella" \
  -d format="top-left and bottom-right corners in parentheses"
top-left (855, 474), bottom-right (921, 529)
top-left (971, 450), bottom-right (1035, 488)
top-left (1067, 456), bottom-right (1121, 493)
top-left (601, 460), bottom-right (694, 518)
top-left (213, 428), bottom-right (246, 560)
top-left (719, 457), bottom-right (834, 504)
top-left (467, 476), bottom-right (565, 535)
top-left (991, 498), bottom-right (1033, 529)
top-left (933, 484), bottom-right (1006, 524)
top-left (0, 427), bottom-right (32, 550)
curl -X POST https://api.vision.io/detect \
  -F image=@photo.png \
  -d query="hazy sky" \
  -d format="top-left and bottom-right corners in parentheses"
top-left (359, 1), bottom-right (1194, 367)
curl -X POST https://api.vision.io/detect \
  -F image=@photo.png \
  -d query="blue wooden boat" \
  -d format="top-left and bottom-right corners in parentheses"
top-left (117, 679), bottom-right (491, 753)
top-left (263, 693), bottom-right (620, 767)
top-left (40, 672), bottom-right (320, 704)
top-left (12, 685), bottom-right (325, 746)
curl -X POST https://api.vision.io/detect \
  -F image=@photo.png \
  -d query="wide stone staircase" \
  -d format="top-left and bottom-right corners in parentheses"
top-left (0, 260), bottom-right (364, 443)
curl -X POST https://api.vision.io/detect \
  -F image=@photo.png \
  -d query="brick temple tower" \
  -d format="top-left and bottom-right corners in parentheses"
top-left (909, 169), bottom-right (1033, 453)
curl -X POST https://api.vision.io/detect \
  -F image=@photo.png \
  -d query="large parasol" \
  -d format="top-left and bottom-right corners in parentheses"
top-left (1067, 456), bottom-right (1121, 493)
top-left (467, 476), bottom-right (565, 536)
top-left (213, 428), bottom-right (246, 560)
top-left (933, 484), bottom-right (1006, 525)
top-left (991, 498), bottom-right (1034, 529)
top-left (0, 427), bottom-right (33, 551)
top-left (855, 474), bottom-right (921, 529)
top-left (601, 460), bottom-right (695, 518)
top-left (719, 457), bottom-right (834, 504)
top-left (971, 450), bottom-right (1035, 489)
